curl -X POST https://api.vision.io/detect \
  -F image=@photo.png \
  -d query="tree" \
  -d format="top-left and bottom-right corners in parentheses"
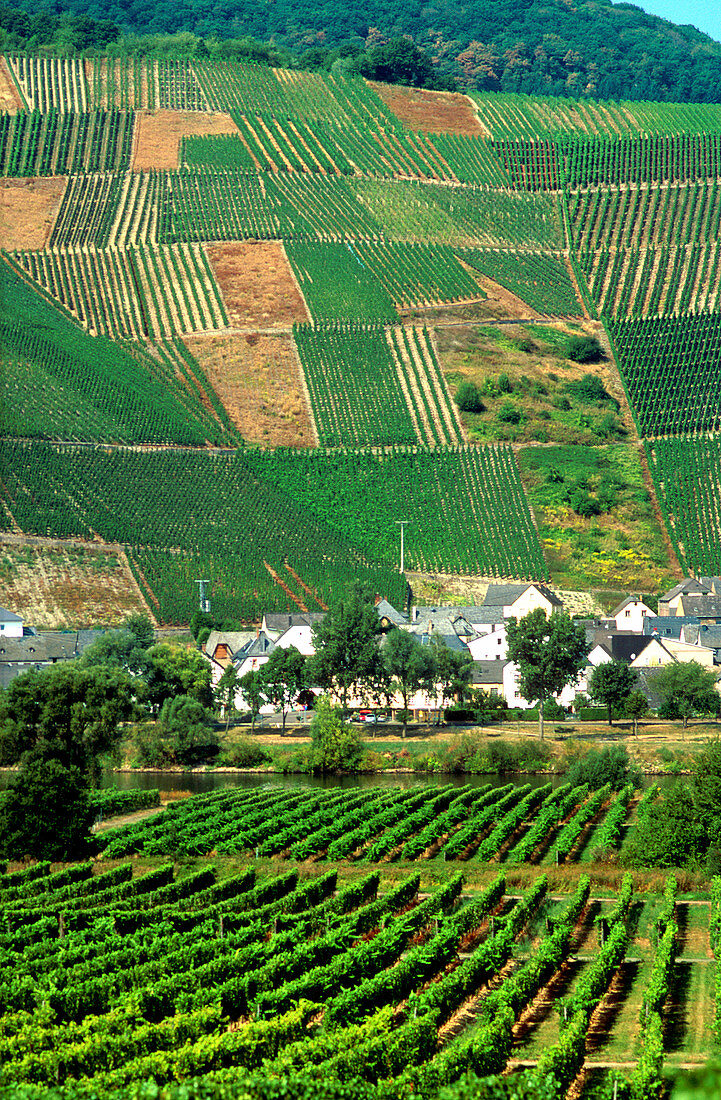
top-left (145, 643), bottom-right (213, 712)
top-left (651, 661), bottom-right (720, 729)
top-left (310, 695), bottom-right (362, 772)
top-left (0, 750), bottom-right (95, 861)
top-left (588, 660), bottom-right (638, 725)
top-left (690, 738), bottom-right (721, 839)
top-left (506, 609), bottom-right (589, 739)
top-left (0, 662), bottom-right (134, 784)
top-left (622, 784), bottom-right (706, 868)
top-left (310, 585), bottom-right (384, 711)
top-left (79, 627), bottom-right (152, 678)
top-left (383, 628), bottom-right (432, 735)
top-left (158, 695), bottom-right (218, 766)
top-left (625, 690), bottom-right (648, 737)
top-left (238, 669), bottom-right (265, 732)
top-left (215, 665), bottom-right (239, 731)
top-left (260, 647), bottom-right (306, 734)
top-left (359, 38), bottom-right (435, 88)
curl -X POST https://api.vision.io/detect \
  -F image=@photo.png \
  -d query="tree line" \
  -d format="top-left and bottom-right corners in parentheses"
top-left (3, 0), bottom-right (721, 101)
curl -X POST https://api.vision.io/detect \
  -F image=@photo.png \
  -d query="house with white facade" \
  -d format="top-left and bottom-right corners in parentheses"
top-left (0, 607), bottom-right (24, 638)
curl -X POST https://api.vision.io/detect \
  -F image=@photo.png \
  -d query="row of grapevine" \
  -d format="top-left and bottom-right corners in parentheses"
top-left (566, 132), bottom-right (721, 187)
top-left (0, 110), bottom-right (134, 176)
top-left (471, 88), bottom-right (721, 141)
top-left (608, 311), bottom-right (721, 436)
top-left (491, 139), bottom-right (562, 190)
top-left (294, 323), bottom-right (419, 447)
top-left (5, 54), bottom-right (87, 112)
top-left (352, 240), bottom-right (481, 307)
top-left (385, 325), bottom-right (465, 446)
top-left (13, 243), bottom-right (228, 339)
top-left (243, 442), bottom-right (548, 580)
top-left (460, 246), bottom-right (582, 316)
top-left (580, 242), bottom-right (721, 319)
top-left (89, 785), bottom-right (628, 866)
top-left (86, 56), bottom-right (152, 110)
top-left (569, 181), bottom-right (721, 253)
top-left (0, 256), bottom-right (230, 446)
top-left (645, 437), bottom-right (721, 574)
top-left (285, 243), bottom-right (397, 323)
top-left (0, 439), bottom-right (409, 622)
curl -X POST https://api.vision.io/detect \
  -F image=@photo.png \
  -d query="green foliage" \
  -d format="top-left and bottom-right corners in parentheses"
top-left (497, 402), bottom-right (522, 425)
top-left (158, 695), bottom-right (218, 766)
top-left (310, 585), bottom-right (384, 710)
top-left (310, 696), bottom-right (362, 771)
top-left (565, 373), bottom-right (613, 404)
top-left (456, 381), bottom-right (485, 413)
top-left (622, 783), bottom-right (706, 868)
top-left (506, 609), bottom-right (589, 738)
top-left (651, 661), bottom-right (720, 727)
top-left (566, 745), bottom-right (641, 791)
top-left (0, 750), bottom-right (94, 861)
top-left (567, 335), bottom-right (603, 363)
top-left (589, 660), bottom-right (638, 724)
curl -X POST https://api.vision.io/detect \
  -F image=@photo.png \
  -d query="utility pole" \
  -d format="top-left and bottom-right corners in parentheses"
top-left (395, 520), bottom-right (409, 574)
top-left (194, 579), bottom-right (211, 613)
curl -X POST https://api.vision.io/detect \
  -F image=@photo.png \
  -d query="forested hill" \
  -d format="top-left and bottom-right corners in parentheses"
top-left (4, 0), bottom-right (721, 103)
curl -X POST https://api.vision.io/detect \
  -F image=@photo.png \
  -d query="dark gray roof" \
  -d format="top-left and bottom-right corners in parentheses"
top-left (483, 583), bottom-right (562, 608)
top-left (659, 578), bottom-right (712, 603)
top-left (416, 632), bottom-right (469, 653)
top-left (0, 630), bottom-right (105, 685)
top-left (470, 659), bottom-right (510, 684)
top-left (375, 599), bottom-right (409, 626)
top-left (644, 616), bottom-right (700, 638)
top-left (264, 613), bottom-right (325, 631)
top-left (700, 577), bottom-right (721, 595)
top-left (677, 596), bottom-right (721, 619)
top-left (587, 631), bottom-right (653, 664)
top-left (412, 605), bottom-right (504, 628)
top-left (235, 633), bottom-right (276, 660)
top-left (0, 607), bottom-right (23, 622)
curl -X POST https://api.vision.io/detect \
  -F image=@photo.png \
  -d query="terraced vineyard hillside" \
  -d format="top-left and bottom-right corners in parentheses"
top-left (4, 57), bottom-right (721, 619)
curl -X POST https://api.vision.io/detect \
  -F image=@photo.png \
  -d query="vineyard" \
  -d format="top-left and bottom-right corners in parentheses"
top-left (0, 781), bottom-right (713, 1098)
top-left (0, 439), bottom-right (546, 622)
top-left (0, 51), bottom-right (720, 602)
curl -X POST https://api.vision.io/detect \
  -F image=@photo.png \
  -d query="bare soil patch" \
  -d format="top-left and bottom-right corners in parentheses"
top-left (133, 110), bottom-right (238, 171)
top-left (0, 542), bottom-right (150, 628)
top-left (206, 241), bottom-right (309, 328)
top-left (0, 59), bottom-right (22, 112)
top-left (184, 332), bottom-right (315, 448)
top-left (368, 82), bottom-right (483, 135)
top-left (0, 177), bottom-right (66, 250)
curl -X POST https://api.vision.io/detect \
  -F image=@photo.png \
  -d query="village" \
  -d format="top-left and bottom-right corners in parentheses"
top-left (3, 576), bottom-right (721, 724)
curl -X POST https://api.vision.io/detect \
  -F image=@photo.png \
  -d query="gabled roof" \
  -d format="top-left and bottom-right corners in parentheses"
top-left (0, 607), bottom-right (23, 622)
top-left (0, 630), bottom-right (104, 663)
top-left (610, 596), bottom-right (655, 617)
top-left (204, 630), bottom-right (256, 656)
top-left (235, 632), bottom-right (276, 660)
top-left (374, 599), bottom-right (409, 626)
top-left (482, 583), bottom-right (562, 608)
top-left (660, 578), bottom-right (712, 603)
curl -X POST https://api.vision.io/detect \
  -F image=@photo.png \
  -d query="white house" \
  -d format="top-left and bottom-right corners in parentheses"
top-left (0, 607), bottom-right (24, 638)
top-left (467, 624), bottom-right (508, 661)
top-left (609, 597), bottom-right (656, 634)
top-left (482, 584), bottom-right (563, 620)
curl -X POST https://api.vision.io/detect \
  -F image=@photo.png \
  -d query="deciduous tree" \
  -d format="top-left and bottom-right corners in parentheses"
top-left (506, 609), bottom-right (589, 739)
top-left (310, 585), bottom-right (384, 711)
top-left (589, 660), bottom-right (637, 725)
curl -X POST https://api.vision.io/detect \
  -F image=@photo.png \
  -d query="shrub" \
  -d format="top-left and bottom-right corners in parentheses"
top-left (455, 381), bottom-right (485, 412)
top-left (497, 402), bottom-right (521, 424)
top-left (567, 745), bottom-right (642, 791)
top-left (498, 372), bottom-right (513, 393)
top-left (220, 739), bottom-right (271, 767)
top-left (567, 335), bottom-right (602, 363)
top-left (565, 373), bottom-right (610, 403)
top-left (570, 489), bottom-right (602, 517)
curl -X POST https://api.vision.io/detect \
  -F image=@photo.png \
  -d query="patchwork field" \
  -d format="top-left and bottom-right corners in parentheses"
top-left (1, 54), bottom-right (719, 620)
top-left (184, 332), bottom-right (316, 446)
top-left (132, 108), bottom-right (238, 170)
